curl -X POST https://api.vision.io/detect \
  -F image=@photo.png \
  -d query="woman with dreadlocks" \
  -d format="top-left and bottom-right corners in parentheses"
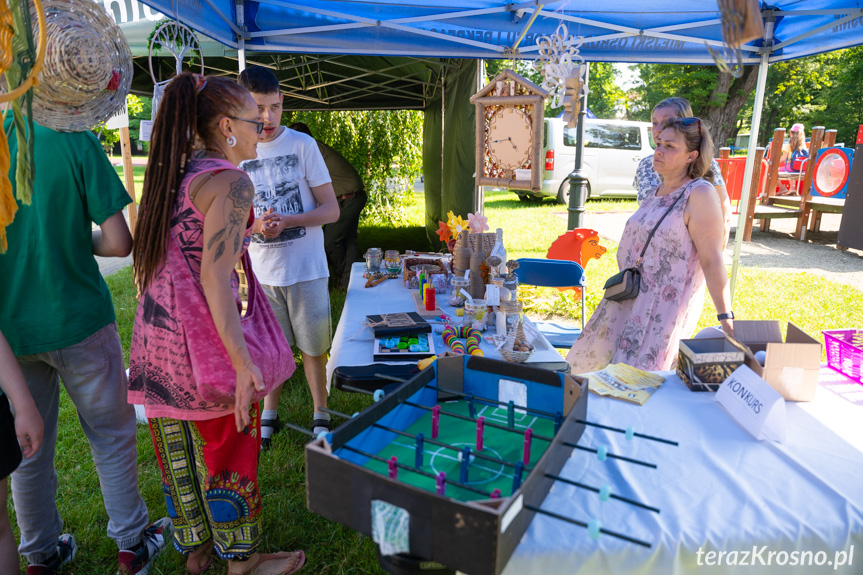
top-left (128, 73), bottom-right (304, 575)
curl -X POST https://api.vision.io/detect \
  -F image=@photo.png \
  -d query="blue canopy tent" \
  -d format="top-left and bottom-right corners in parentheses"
top-left (119, 0), bottom-right (863, 297)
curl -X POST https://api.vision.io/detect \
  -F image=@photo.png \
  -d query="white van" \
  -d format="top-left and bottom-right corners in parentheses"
top-left (512, 117), bottom-right (654, 204)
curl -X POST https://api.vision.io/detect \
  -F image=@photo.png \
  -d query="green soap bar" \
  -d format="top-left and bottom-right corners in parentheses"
top-left (398, 342), bottom-right (408, 349)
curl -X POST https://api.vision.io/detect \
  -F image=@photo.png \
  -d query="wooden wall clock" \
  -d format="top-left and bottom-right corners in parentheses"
top-left (471, 69), bottom-right (548, 192)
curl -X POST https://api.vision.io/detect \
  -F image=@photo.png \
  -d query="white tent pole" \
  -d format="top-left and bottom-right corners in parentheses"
top-left (730, 16), bottom-right (774, 301)
top-left (475, 59), bottom-right (484, 214)
top-left (236, 0), bottom-right (247, 71)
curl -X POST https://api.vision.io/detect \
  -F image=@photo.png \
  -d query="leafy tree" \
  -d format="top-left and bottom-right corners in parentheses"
top-left (747, 52), bottom-right (839, 146)
top-left (97, 94), bottom-right (145, 153)
top-left (286, 110), bottom-right (423, 225)
top-left (586, 63), bottom-right (625, 119)
top-left (630, 63), bottom-right (758, 148)
top-left (816, 46), bottom-right (863, 146)
top-left (631, 47), bottom-right (863, 151)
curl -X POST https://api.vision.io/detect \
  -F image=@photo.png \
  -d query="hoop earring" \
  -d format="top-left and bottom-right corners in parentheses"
top-left (226, 135), bottom-right (237, 148)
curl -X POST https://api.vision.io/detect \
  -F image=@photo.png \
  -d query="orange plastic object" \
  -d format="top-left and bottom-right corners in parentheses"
top-left (546, 229), bottom-right (607, 293)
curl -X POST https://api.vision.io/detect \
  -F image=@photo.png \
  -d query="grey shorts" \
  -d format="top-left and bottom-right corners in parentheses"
top-left (262, 278), bottom-right (332, 357)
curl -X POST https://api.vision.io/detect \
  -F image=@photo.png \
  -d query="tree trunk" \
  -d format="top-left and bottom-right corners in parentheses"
top-left (697, 66), bottom-right (759, 154)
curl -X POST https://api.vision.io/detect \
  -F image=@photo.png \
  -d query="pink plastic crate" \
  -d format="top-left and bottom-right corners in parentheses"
top-left (823, 329), bottom-right (863, 384)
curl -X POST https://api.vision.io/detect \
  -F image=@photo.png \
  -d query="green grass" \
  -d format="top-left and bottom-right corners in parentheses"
top-left (8, 189), bottom-right (861, 573)
top-left (113, 165), bottom-right (146, 202)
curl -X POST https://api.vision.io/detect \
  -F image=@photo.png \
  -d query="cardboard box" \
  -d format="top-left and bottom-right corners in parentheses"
top-left (735, 321), bottom-right (822, 402)
top-left (678, 336), bottom-right (748, 391)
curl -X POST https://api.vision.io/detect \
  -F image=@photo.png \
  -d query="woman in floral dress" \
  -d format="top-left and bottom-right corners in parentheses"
top-left (567, 117), bottom-right (733, 373)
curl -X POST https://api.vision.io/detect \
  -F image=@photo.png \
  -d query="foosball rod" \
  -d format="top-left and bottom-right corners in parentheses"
top-left (317, 407), bottom-right (531, 471)
top-left (523, 504), bottom-right (652, 548)
top-left (286, 422), bottom-right (325, 438)
top-left (566, 442), bottom-right (657, 469)
top-left (341, 386), bottom-right (657, 467)
top-left (422, 384), bottom-right (677, 446)
top-left (544, 473), bottom-right (660, 513)
top-left (402, 400), bottom-right (554, 443)
top-left (339, 444), bottom-right (498, 498)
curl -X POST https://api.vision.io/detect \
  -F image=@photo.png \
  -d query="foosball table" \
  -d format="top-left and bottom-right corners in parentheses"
top-left (299, 356), bottom-right (669, 575)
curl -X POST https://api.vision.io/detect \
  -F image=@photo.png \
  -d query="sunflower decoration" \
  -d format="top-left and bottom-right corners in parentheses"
top-left (446, 211), bottom-right (470, 237)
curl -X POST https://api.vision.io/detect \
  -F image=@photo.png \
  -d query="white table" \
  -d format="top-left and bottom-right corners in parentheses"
top-left (502, 370), bottom-right (863, 575)
top-left (326, 263), bottom-right (862, 574)
top-left (326, 263), bottom-right (567, 387)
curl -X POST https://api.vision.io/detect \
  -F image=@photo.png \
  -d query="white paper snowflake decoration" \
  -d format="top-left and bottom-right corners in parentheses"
top-left (534, 23), bottom-right (587, 121)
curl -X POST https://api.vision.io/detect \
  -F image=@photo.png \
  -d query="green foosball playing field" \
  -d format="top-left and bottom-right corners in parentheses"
top-left (362, 399), bottom-right (556, 502)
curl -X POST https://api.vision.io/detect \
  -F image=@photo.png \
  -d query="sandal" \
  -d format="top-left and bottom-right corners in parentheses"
top-left (233, 550), bottom-right (306, 575)
top-left (312, 418), bottom-right (331, 435)
top-left (187, 541), bottom-right (215, 574)
top-left (260, 415), bottom-right (282, 449)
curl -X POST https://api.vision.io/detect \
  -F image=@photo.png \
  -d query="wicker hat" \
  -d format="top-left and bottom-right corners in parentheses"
top-left (29, 0), bottom-right (132, 132)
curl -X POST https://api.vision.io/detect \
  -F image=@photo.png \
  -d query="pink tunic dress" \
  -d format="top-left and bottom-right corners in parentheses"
top-left (567, 179), bottom-right (707, 373)
top-left (128, 158), bottom-right (252, 420)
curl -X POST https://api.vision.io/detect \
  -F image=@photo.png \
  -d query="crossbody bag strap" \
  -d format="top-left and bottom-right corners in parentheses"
top-left (635, 179), bottom-right (694, 267)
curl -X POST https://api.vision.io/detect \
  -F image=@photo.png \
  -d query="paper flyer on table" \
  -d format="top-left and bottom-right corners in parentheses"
top-left (582, 363), bottom-right (666, 405)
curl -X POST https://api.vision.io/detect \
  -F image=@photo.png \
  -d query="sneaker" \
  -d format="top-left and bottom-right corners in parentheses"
top-left (117, 517), bottom-right (172, 575)
top-left (26, 533), bottom-right (77, 575)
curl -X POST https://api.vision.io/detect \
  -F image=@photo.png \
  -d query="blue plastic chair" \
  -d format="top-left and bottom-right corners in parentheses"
top-left (515, 258), bottom-right (586, 349)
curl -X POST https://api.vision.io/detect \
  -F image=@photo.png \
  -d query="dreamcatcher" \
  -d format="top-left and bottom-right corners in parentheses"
top-left (534, 23), bottom-right (587, 128)
top-left (148, 20), bottom-right (204, 121)
top-left (707, 0), bottom-right (764, 78)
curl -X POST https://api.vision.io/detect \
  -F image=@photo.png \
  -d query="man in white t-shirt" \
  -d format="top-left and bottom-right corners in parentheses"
top-left (238, 66), bottom-right (340, 447)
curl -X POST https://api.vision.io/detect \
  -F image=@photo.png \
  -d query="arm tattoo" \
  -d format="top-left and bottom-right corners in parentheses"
top-left (207, 176), bottom-right (255, 262)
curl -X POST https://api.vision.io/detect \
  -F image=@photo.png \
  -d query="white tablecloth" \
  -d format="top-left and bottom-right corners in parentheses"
top-left (327, 263), bottom-right (862, 574)
top-left (502, 371), bottom-right (863, 575)
top-left (326, 263), bottom-right (567, 386)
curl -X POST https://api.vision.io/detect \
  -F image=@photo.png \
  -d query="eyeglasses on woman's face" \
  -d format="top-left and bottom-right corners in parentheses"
top-left (227, 116), bottom-right (264, 134)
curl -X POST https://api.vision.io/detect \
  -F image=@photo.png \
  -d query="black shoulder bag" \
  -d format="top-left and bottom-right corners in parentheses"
top-left (603, 185), bottom-right (688, 302)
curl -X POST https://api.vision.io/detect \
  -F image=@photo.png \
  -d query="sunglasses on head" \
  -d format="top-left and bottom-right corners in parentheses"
top-left (227, 116), bottom-right (264, 134)
top-left (678, 117), bottom-right (702, 139)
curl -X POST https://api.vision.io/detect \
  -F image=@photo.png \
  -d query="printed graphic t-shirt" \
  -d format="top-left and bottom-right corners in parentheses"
top-left (241, 127), bottom-right (332, 287)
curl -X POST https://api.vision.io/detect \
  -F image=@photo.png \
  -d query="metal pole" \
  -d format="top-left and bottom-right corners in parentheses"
top-left (236, 0), bottom-right (246, 71)
top-left (475, 59), bottom-right (484, 214)
top-left (567, 64), bottom-right (589, 230)
top-left (730, 15), bottom-right (774, 300)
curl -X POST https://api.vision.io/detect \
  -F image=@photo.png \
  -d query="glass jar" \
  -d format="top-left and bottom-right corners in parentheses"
top-left (463, 299), bottom-right (487, 327)
top-left (503, 275), bottom-right (518, 300)
top-left (449, 276), bottom-right (470, 307)
top-left (364, 248), bottom-right (383, 273)
top-left (384, 250), bottom-right (401, 275)
top-left (500, 300), bottom-right (523, 335)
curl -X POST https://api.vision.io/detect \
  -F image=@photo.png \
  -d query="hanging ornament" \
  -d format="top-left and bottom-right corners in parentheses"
top-left (561, 63), bottom-right (587, 128)
top-left (148, 20), bottom-right (204, 121)
top-left (534, 22), bottom-right (588, 113)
